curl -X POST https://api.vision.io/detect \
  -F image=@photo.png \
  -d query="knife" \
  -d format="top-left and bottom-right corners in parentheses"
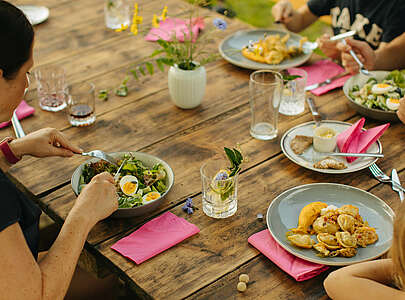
top-left (329, 30), bottom-right (356, 41)
top-left (305, 72), bottom-right (350, 91)
top-left (392, 169), bottom-right (404, 202)
top-left (322, 152), bottom-right (384, 158)
top-left (306, 97), bottom-right (322, 127)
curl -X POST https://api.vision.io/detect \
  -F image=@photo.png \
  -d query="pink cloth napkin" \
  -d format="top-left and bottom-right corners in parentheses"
top-left (292, 59), bottom-right (352, 96)
top-left (337, 117), bottom-right (390, 162)
top-left (0, 100), bottom-right (35, 129)
top-left (145, 17), bottom-right (205, 42)
top-left (111, 212), bottom-right (200, 264)
top-left (248, 230), bottom-right (328, 281)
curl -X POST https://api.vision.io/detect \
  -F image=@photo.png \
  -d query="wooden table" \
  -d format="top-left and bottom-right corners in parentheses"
top-left (7, 0), bottom-right (405, 299)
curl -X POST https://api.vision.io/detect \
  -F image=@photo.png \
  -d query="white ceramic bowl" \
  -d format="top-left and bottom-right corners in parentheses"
top-left (343, 71), bottom-right (399, 122)
top-left (71, 151), bottom-right (174, 218)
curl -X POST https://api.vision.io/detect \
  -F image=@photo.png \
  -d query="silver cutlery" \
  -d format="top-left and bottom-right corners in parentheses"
top-left (369, 164), bottom-right (405, 192)
top-left (322, 152), bottom-right (384, 158)
top-left (11, 110), bottom-right (25, 138)
top-left (114, 159), bottom-right (127, 181)
top-left (392, 169), bottom-right (404, 202)
top-left (306, 97), bottom-right (322, 127)
top-left (301, 31), bottom-right (356, 53)
top-left (81, 150), bottom-right (118, 166)
top-left (305, 72), bottom-right (350, 91)
top-left (341, 39), bottom-right (372, 77)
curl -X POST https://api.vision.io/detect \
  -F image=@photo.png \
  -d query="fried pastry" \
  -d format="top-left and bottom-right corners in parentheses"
top-left (330, 247), bottom-right (357, 258)
top-left (336, 231), bottom-right (357, 248)
top-left (317, 233), bottom-right (340, 250)
top-left (291, 202), bottom-right (328, 234)
top-left (287, 233), bottom-right (315, 249)
top-left (290, 135), bottom-right (313, 155)
top-left (337, 214), bottom-right (356, 233)
top-left (313, 242), bottom-right (330, 257)
top-left (313, 157), bottom-right (347, 170)
top-left (338, 204), bottom-right (359, 217)
top-left (313, 214), bottom-right (340, 235)
top-left (354, 227), bottom-right (379, 247)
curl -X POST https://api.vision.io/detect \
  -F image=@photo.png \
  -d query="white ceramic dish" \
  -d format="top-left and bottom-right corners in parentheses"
top-left (343, 71), bottom-right (399, 122)
top-left (71, 151), bottom-right (174, 218)
top-left (267, 183), bottom-right (394, 266)
top-left (218, 29), bottom-right (312, 70)
top-left (17, 5), bottom-right (49, 25)
top-left (280, 120), bottom-right (382, 174)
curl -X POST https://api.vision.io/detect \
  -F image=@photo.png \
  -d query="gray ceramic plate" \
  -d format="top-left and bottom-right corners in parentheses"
top-left (17, 5), bottom-right (49, 25)
top-left (343, 71), bottom-right (399, 122)
top-left (281, 120), bottom-right (382, 174)
top-left (71, 151), bottom-right (174, 218)
top-left (267, 183), bottom-right (394, 266)
top-left (218, 29), bottom-right (312, 70)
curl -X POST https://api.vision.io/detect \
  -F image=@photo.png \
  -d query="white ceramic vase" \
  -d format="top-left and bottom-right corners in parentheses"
top-left (168, 64), bottom-right (206, 109)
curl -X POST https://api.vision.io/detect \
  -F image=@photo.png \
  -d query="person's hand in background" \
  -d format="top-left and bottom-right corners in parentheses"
top-left (337, 38), bottom-right (376, 74)
top-left (316, 34), bottom-right (340, 60)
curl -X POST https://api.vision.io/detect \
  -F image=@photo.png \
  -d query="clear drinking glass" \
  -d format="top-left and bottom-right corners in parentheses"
top-left (66, 82), bottom-right (96, 127)
top-left (34, 66), bottom-right (67, 112)
top-left (201, 158), bottom-right (238, 219)
top-left (104, 0), bottom-right (130, 30)
top-left (249, 70), bottom-right (283, 140)
top-left (279, 68), bottom-right (307, 116)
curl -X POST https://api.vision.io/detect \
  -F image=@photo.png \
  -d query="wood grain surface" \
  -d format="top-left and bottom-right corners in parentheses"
top-left (3, 0), bottom-right (404, 299)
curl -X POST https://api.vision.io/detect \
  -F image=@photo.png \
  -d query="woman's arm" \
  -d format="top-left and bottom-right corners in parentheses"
top-left (0, 172), bottom-right (117, 300)
top-left (0, 128), bottom-right (82, 173)
top-left (272, 1), bottom-right (318, 32)
top-left (324, 259), bottom-right (405, 300)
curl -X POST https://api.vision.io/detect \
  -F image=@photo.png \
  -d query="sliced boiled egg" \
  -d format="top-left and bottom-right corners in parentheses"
top-left (386, 98), bottom-right (401, 111)
top-left (119, 175), bottom-right (138, 196)
top-left (142, 191), bottom-right (161, 204)
top-left (371, 83), bottom-right (395, 94)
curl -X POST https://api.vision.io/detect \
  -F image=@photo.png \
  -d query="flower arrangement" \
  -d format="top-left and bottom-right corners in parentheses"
top-left (103, 0), bottom-right (228, 98)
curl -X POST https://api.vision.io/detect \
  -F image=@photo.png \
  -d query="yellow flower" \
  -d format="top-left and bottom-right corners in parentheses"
top-left (115, 23), bottom-right (129, 32)
top-left (134, 15), bottom-right (143, 25)
top-left (133, 3), bottom-right (138, 15)
top-left (160, 6), bottom-right (168, 21)
top-left (130, 24), bottom-right (138, 35)
top-left (152, 14), bottom-right (160, 28)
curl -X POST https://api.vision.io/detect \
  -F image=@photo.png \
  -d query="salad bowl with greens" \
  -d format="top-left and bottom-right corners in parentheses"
top-left (343, 70), bottom-right (404, 122)
top-left (71, 151), bottom-right (174, 218)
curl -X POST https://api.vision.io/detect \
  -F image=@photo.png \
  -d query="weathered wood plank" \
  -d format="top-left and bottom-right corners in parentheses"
top-left (37, 87), bottom-right (350, 245)
top-left (93, 120), bottom-right (404, 299)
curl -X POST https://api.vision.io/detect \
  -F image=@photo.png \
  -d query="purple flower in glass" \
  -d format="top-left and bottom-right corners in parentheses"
top-left (215, 171), bottom-right (229, 181)
top-left (213, 18), bottom-right (227, 30)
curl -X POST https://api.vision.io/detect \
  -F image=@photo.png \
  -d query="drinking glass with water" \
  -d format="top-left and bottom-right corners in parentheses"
top-left (279, 68), bottom-right (307, 116)
top-left (249, 70), bottom-right (283, 140)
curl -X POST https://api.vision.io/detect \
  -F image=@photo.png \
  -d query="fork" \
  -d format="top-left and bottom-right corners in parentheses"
top-left (369, 164), bottom-right (405, 192)
top-left (341, 39), bottom-right (372, 77)
top-left (114, 159), bottom-right (127, 181)
top-left (81, 150), bottom-right (118, 166)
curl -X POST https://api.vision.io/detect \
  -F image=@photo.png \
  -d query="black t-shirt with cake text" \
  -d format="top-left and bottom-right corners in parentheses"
top-left (307, 0), bottom-right (405, 49)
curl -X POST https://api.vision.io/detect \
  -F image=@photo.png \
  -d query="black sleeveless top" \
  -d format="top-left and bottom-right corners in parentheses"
top-left (0, 169), bottom-right (41, 259)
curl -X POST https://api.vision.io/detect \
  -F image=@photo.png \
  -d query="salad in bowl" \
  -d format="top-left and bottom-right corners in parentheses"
top-left (71, 152), bottom-right (174, 218)
top-left (343, 70), bottom-right (404, 121)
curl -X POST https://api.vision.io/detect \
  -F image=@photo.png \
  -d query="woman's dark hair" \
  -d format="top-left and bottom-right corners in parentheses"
top-left (0, 1), bottom-right (34, 80)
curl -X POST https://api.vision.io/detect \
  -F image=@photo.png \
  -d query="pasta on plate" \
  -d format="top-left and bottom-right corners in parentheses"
top-left (286, 202), bottom-right (378, 258)
top-left (241, 34), bottom-right (307, 65)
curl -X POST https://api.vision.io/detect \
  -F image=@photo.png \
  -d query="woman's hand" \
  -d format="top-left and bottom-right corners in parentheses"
top-left (9, 128), bottom-right (82, 158)
top-left (272, 0), bottom-right (293, 24)
top-left (397, 98), bottom-right (405, 124)
top-left (316, 34), bottom-right (340, 60)
top-left (72, 172), bottom-right (118, 227)
top-left (337, 38), bottom-right (376, 74)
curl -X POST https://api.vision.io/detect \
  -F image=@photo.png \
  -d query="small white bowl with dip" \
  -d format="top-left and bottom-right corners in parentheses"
top-left (313, 126), bottom-right (337, 152)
